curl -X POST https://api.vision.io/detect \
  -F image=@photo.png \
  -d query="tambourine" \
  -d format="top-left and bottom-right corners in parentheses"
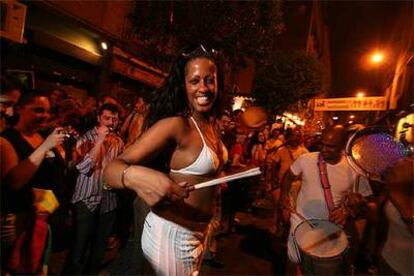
top-left (345, 127), bottom-right (411, 181)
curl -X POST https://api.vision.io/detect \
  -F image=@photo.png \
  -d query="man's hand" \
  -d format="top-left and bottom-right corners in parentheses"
top-left (96, 125), bottom-right (110, 142)
top-left (329, 206), bottom-right (348, 226)
top-left (342, 192), bottom-right (366, 218)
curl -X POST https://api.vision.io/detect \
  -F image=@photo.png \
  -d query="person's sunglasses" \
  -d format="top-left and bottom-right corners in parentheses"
top-left (181, 44), bottom-right (218, 59)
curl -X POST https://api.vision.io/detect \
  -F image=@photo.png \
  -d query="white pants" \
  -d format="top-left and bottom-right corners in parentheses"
top-left (141, 212), bottom-right (206, 276)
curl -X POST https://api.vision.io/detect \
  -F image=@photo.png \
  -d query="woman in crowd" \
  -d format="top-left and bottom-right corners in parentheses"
top-left (0, 92), bottom-right (67, 273)
top-left (104, 44), bottom-right (227, 275)
top-left (120, 96), bottom-right (148, 146)
top-left (249, 131), bottom-right (267, 168)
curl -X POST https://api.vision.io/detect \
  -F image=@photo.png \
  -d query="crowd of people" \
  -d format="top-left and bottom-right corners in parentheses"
top-left (0, 45), bottom-right (412, 276)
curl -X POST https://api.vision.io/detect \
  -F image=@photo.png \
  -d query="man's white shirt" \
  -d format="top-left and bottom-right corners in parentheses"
top-left (287, 151), bottom-right (372, 262)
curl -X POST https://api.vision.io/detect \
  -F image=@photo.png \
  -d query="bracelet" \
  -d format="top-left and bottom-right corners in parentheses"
top-left (121, 164), bottom-right (132, 189)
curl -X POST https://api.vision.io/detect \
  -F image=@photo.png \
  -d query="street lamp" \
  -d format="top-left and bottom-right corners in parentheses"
top-left (371, 52), bottom-right (384, 64)
top-left (101, 42), bottom-right (108, 50)
top-left (356, 91), bottom-right (365, 98)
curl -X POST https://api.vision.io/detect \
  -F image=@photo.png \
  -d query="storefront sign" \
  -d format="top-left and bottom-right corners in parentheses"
top-left (314, 97), bottom-right (387, 111)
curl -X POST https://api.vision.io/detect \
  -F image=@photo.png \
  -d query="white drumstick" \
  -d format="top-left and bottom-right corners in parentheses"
top-left (211, 167), bottom-right (261, 184)
top-left (194, 167), bottom-right (261, 190)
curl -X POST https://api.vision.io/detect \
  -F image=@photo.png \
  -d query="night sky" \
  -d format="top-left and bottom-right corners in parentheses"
top-left (327, 1), bottom-right (405, 98)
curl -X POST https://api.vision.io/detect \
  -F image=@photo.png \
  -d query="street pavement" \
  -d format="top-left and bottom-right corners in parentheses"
top-left (201, 209), bottom-right (287, 275)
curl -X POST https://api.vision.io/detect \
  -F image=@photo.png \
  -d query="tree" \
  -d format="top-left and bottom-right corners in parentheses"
top-left (128, 1), bottom-right (284, 70)
top-left (253, 51), bottom-right (322, 115)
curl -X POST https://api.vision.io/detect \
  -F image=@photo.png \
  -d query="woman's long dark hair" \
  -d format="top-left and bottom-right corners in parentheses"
top-left (144, 44), bottom-right (224, 129)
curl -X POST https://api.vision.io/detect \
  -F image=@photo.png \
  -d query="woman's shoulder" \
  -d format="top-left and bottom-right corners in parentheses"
top-left (148, 116), bottom-right (191, 138)
top-left (154, 116), bottom-right (189, 128)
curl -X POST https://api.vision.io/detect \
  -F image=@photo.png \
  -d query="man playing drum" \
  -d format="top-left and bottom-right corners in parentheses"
top-left (281, 125), bottom-right (373, 275)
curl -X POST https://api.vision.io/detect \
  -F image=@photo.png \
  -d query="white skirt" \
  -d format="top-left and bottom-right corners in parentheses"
top-left (141, 211), bottom-right (207, 276)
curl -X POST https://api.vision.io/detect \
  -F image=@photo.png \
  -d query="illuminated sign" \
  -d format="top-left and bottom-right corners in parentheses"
top-left (314, 97), bottom-right (387, 111)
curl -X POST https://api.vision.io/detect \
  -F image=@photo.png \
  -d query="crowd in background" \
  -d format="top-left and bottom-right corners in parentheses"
top-left (0, 73), bottom-right (412, 275)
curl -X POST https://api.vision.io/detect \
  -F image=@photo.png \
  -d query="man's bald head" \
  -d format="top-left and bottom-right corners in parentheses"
top-left (322, 125), bottom-right (347, 146)
top-left (320, 125), bottom-right (347, 164)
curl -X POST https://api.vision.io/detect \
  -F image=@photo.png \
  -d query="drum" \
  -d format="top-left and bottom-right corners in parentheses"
top-left (294, 219), bottom-right (349, 275)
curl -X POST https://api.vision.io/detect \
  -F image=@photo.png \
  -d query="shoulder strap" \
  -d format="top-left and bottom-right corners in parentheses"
top-left (189, 116), bottom-right (207, 144)
top-left (318, 153), bottom-right (335, 214)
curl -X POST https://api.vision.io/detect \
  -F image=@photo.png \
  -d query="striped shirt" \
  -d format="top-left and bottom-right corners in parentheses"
top-left (71, 127), bottom-right (124, 213)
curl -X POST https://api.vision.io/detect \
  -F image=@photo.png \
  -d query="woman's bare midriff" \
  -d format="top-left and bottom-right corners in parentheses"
top-left (152, 172), bottom-right (219, 232)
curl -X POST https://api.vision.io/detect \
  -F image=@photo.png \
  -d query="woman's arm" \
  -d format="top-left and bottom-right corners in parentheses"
top-left (103, 117), bottom-right (190, 207)
top-left (2, 128), bottom-right (66, 190)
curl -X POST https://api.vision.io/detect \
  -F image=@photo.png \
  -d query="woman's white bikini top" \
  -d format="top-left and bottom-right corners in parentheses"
top-left (170, 117), bottom-right (228, 176)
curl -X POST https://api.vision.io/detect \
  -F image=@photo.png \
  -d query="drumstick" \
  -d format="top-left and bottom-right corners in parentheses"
top-left (284, 206), bottom-right (316, 229)
top-left (194, 167), bottom-right (261, 190)
top-left (199, 167), bottom-right (261, 186)
top-left (194, 168), bottom-right (261, 189)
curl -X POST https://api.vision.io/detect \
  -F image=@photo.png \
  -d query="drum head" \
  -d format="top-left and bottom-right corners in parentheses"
top-left (294, 219), bottom-right (348, 258)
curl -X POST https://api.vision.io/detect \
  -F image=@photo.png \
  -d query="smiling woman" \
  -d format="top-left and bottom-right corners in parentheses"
top-left (103, 44), bottom-right (227, 275)
top-left (185, 58), bottom-right (218, 113)
top-left (0, 92), bottom-right (67, 273)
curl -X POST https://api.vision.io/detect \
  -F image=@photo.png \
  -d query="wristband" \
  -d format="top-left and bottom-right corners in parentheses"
top-left (121, 164), bottom-right (132, 189)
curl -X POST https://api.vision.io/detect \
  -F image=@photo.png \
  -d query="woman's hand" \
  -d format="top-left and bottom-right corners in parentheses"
top-left (39, 128), bottom-right (67, 152)
top-left (126, 168), bottom-right (192, 207)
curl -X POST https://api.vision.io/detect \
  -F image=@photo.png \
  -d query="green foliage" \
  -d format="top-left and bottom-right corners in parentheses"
top-left (128, 1), bottom-right (320, 114)
top-left (253, 51), bottom-right (322, 115)
top-left (129, 1), bottom-right (284, 68)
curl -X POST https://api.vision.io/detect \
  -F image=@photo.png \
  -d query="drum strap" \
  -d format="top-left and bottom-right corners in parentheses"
top-left (318, 154), bottom-right (335, 214)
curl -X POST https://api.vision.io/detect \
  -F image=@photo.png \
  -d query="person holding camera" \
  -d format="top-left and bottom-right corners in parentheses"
top-left (1, 92), bottom-right (67, 273)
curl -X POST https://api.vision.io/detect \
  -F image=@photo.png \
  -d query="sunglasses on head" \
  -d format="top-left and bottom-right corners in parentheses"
top-left (181, 44), bottom-right (218, 59)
